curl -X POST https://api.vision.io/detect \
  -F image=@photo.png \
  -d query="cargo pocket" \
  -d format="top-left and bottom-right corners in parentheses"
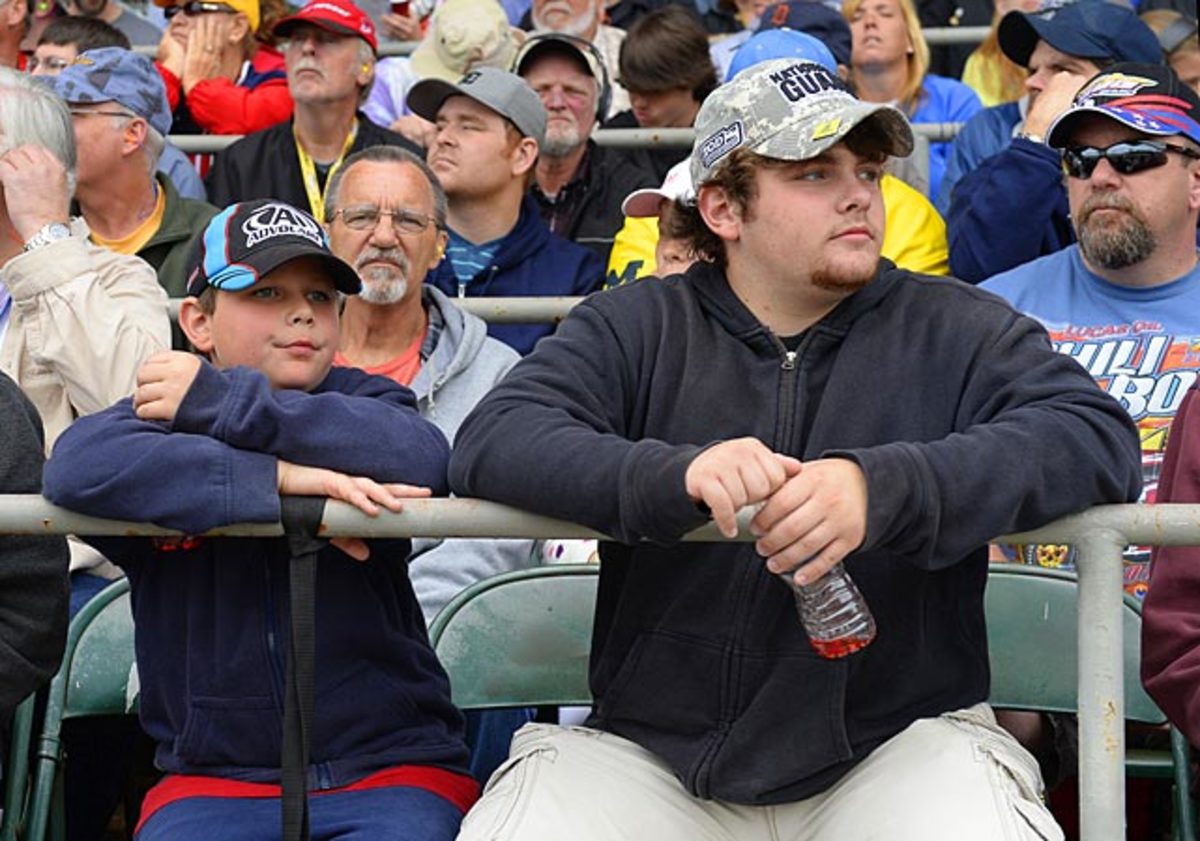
top-left (458, 724), bottom-right (558, 840)
top-left (946, 706), bottom-right (1064, 841)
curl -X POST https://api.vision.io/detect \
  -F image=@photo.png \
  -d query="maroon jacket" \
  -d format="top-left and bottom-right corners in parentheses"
top-left (1143, 382), bottom-right (1200, 745)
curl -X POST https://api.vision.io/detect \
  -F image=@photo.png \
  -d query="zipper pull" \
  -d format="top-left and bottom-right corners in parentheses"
top-left (457, 282), bottom-right (466, 299)
top-left (781, 350), bottom-right (797, 371)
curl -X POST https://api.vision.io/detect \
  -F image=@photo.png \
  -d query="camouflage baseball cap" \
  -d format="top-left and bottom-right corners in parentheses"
top-left (49, 47), bottom-right (172, 137)
top-left (690, 59), bottom-right (913, 188)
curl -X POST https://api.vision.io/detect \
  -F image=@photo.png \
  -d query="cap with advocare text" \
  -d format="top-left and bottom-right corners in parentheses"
top-left (187, 200), bottom-right (361, 297)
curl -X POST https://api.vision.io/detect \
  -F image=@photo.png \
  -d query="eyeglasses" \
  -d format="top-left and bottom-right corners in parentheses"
top-left (331, 206), bottom-right (438, 235)
top-left (1061, 140), bottom-right (1200, 179)
top-left (163, 1), bottom-right (237, 19)
top-left (28, 55), bottom-right (70, 73)
top-left (67, 107), bottom-right (137, 120)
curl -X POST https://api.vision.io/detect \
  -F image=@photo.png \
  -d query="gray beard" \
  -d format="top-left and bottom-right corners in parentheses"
top-left (1076, 196), bottom-right (1157, 271)
top-left (357, 266), bottom-right (408, 305)
top-left (541, 126), bottom-right (583, 158)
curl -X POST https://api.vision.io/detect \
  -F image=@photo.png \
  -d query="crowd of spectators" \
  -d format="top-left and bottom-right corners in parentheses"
top-left (2, 0), bottom-right (1200, 837)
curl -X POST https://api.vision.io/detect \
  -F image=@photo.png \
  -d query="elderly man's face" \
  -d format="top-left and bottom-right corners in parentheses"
top-left (326, 160), bottom-right (446, 306)
top-left (521, 52), bottom-right (597, 158)
top-left (283, 23), bottom-right (372, 106)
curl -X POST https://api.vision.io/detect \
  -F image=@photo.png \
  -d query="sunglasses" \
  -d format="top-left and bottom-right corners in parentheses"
top-left (1061, 139), bottom-right (1200, 179)
top-left (164, 1), bottom-right (236, 18)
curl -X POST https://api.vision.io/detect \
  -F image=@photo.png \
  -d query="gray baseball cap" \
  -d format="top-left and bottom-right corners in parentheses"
top-left (690, 59), bottom-right (913, 188)
top-left (407, 66), bottom-right (546, 147)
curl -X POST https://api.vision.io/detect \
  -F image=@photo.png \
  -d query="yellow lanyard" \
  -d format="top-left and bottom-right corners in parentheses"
top-left (295, 122), bottom-right (358, 224)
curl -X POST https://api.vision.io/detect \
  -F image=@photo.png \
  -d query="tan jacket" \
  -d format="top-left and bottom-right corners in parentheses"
top-left (1, 219), bottom-right (170, 573)
top-left (0, 218), bottom-right (169, 451)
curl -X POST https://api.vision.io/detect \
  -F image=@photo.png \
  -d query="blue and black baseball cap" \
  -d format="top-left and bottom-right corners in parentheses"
top-left (186, 200), bottom-right (361, 297)
top-left (1048, 63), bottom-right (1200, 148)
top-left (998, 1), bottom-right (1163, 69)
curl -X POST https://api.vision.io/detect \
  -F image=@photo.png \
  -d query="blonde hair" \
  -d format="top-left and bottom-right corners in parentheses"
top-left (844, 0), bottom-right (929, 115)
top-left (971, 5), bottom-right (1027, 105)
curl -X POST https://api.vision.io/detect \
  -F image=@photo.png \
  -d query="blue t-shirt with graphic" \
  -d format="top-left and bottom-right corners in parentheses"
top-left (983, 245), bottom-right (1200, 597)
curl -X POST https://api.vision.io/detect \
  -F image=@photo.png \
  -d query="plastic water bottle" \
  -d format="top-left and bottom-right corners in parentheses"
top-left (784, 566), bottom-right (876, 659)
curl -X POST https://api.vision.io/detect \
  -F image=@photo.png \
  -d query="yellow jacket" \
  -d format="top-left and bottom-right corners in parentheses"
top-left (606, 173), bottom-right (949, 287)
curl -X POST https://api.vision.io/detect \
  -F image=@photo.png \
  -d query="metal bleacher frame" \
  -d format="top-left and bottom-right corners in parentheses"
top-left (0, 496), bottom-right (1198, 841)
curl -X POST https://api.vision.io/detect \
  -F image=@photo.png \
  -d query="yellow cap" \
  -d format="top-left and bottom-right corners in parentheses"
top-left (155, 0), bottom-right (262, 36)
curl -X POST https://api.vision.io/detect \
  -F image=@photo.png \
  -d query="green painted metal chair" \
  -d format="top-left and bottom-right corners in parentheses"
top-left (985, 564), bottom-right (1195, 841)
top-left (25, 578), bottom-right (137, 841)
top-left (428, 565), bottom-right (598, 710)
top-left (1, 693), bottom-right (38, 841)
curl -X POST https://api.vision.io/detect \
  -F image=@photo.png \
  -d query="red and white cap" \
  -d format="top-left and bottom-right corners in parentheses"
top-left (274, 0), bottom-right (378, 53)
top-left (621, 160), bottom-right (696, 218)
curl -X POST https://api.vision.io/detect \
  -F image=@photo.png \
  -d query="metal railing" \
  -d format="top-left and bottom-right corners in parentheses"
top-left (166, 122), bottom-right (962, 154)
top-left (0, 495), bottom-right (1196, 841)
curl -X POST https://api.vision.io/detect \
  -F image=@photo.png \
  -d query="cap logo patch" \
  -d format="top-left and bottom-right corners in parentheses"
top-left (308, 1), bottom-right (351, 17)
top-left (461, 70), bottom-right (482, 85)
top-left (242, 203), bottom-right (325, 248)
top-left (1077, 73), bottom-right (1158, 105)
top-left (700, 121), bottom-right (744, 169)
top-left (767, 63), bottom-right (839, 103)
top-left (811, 116), bottom-right (843, 141)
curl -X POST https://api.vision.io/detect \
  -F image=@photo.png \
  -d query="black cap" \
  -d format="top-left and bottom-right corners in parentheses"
top-left (186, 200), bottom-right (361, 297)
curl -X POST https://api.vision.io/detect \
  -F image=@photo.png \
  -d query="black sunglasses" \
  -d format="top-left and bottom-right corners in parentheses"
top-left (1061, 139), bottom-right (1200, 179)
top-left (164, 1), bottom-right (236, 18)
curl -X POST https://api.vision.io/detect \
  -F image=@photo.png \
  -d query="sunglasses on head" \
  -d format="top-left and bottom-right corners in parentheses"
top-left (164, 1), bottom-right (236, 18)
top-left (1061, 139), bottom-right (1200, 179)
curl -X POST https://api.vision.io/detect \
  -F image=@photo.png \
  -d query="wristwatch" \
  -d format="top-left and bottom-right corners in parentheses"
top-left (22, 221), bottom-right (72, 253)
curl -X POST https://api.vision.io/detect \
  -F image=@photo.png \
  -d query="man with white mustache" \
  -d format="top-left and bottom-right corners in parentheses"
top-left (326, 143), bottom-right (537, 785)
top-left (206, 0), bottom-right (420, 217)
top-left (983, 62), bottom-right (1200, 603)
top-left (325, 144), bottom-right (532, 619)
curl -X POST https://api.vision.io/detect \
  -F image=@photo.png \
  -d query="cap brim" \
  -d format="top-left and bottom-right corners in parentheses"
top-left (406, 77), bottom-right (463, 121)
top-left (193, 244), bottom-right (362, 296)
top-left (755, 100), bottom-right (914, 163)
top-left (622, 188), bottom-right (670, 218)
top-left (274, 17), bottom-right (365, 46)
top-left (1047, 105), bottom-right (1200, 148)
top-left (997, 11), bottom-right (1039, 67)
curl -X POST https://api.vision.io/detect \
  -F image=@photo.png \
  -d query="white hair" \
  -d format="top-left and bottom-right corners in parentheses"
top-left (0, 66), bottom-right (78, 195)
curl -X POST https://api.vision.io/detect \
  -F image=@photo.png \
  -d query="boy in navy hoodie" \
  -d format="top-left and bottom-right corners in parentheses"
top-left (43, 200), bottom-right (475, 841)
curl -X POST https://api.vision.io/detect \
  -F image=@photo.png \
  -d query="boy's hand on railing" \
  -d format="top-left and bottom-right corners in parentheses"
top-left (134, 351), bottom-right (202, 423)
top-left (276, 460), bottom-right (433, 561)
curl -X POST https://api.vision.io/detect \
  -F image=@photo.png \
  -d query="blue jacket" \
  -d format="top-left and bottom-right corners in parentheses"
top-left (909, 74), bottom-right (983, 202)
top-left (936, 100), bottom-right (1021, 215)
top-left (425, 195), bottom-right (605, 355)
top-left (947, 136), bottom-right (1075, 284)
top-left (43, 363), bottom-right (467, 788)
